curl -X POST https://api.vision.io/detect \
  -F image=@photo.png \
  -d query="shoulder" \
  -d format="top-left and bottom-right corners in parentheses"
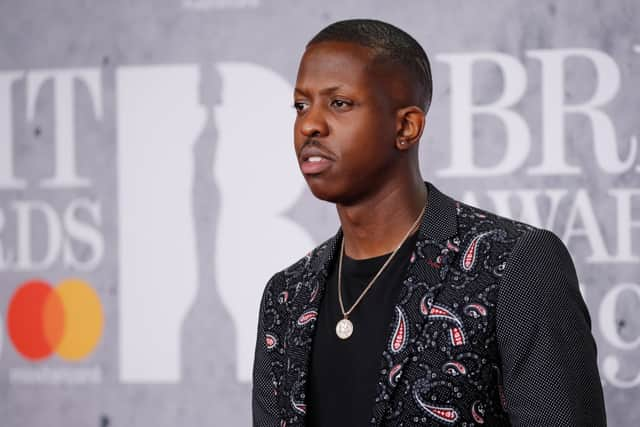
top-left (454, 199), bottom-right (537, 240)
top-left (498, 226), bottom-right (579, 301)
top-left (508, 227), bottom-right (572, 266)
top-left (445, 199), bottom-right (540, 277)
top-left (452, 197), bottom-right (574, 286)
top-left (447, 196), bottom-right (580, 302)
top-left (490, 214), bottom-right (585, 334)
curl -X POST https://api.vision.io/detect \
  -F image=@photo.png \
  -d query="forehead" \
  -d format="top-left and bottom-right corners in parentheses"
top-left (295, 41), bottom-right (381, 93)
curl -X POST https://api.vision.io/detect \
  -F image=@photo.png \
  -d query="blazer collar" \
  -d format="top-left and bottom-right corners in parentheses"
top-left (283, 181), bottom-right (459, 424)
top-left (417, 181), bottom-right (458, 243)
top-left (313, 181), bottom-right (458, 272)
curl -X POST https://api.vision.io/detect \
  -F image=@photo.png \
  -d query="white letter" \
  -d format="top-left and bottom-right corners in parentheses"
top-left (12, 201), bottom-right (62, 270)
top-left (607, 189), bottom-right (640, 262)
top-left (0, 208), bottom-right (14, 269)
top-left (436, 52), bottom-right (530, 177)
top-left (214, 62), bottom-right (315, 382)
top-left (561, 189), bottom-right (612, 262)
top-left (602, 357), bottom-right (640, 388)
top-left (528, 49), bottom-right (636, 175)
top-left (26, 68), bottom-right (103, 188)
top-left (0, 72), bottom-right (26, 189)
top-left (599, 283), bottom-right (640, 350)
top-left (63, 198), bottom-right (104, 271)
top-left (600, 283), bottom-right (640, 388)
top-left (117, 65), bottom-right (204, 382)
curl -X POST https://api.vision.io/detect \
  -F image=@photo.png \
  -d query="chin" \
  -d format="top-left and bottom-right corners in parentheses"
top-left (305, 176), bottom-right (362, 205)
top-left (305, 177), bottom-right (342, 203)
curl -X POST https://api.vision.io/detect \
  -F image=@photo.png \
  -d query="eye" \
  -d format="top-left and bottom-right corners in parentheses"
top-left (331, 99), bottom-right (352, 109)
top-left (292, 101), bottom-right (308, 113)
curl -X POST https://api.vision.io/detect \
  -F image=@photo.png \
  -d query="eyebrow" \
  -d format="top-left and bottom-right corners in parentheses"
top-left (294, 85), bottom-right (346, 96)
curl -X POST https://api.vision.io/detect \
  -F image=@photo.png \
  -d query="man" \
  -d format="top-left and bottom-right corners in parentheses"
top-left (252, 19), bottom-right (606, 426)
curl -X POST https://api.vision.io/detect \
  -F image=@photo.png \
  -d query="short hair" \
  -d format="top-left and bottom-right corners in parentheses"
top-left (307, 19), bottom-right (433, 111)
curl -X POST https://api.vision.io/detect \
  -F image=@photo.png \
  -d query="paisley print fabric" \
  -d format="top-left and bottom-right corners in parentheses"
top-left (252, 182), bottom-right (606, 426)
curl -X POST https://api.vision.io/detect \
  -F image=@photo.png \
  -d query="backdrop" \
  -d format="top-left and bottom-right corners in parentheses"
top-left (1, 0), bottom-right (639, 426)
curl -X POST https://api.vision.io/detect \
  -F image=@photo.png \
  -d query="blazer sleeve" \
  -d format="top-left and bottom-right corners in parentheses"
top-left (252, 273), bottom-right (282, 427)
top-left (496, 228), bottom-right (607, 426)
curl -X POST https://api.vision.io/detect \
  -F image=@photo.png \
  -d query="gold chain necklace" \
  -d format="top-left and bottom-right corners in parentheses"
top-left (335, 204), bottom-right (426, 339)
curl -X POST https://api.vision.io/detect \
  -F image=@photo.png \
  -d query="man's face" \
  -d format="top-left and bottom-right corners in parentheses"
top-left (293, 41), bottom-right (399, 204)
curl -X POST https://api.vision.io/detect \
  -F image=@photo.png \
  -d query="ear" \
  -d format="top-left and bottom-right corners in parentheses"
top-left (395, 106), bottom-right (426, 151)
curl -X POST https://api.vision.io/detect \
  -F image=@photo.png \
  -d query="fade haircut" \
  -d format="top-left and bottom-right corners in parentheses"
top-left (307, 19), bottom-right (433, 111)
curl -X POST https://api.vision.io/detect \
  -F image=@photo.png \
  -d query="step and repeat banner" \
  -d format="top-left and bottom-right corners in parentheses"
top-left (1, 0), bottom-right (639, 426)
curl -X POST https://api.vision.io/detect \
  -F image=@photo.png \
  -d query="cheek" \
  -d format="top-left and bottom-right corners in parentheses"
top-left (338, 118), bottom-right (394, 161)
top-left (293, 122), bottom-right (306, 150)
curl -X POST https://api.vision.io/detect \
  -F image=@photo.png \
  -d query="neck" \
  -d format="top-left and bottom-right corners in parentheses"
top-left (337, 174), bottom-right (427, 260)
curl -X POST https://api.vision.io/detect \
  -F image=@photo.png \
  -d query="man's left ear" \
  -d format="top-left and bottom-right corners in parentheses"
top-left (395, 106), bottom-right (426, 151)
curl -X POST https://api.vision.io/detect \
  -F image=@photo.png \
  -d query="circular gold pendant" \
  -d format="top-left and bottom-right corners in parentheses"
top-left (336, 318), bottom-right (354, 339)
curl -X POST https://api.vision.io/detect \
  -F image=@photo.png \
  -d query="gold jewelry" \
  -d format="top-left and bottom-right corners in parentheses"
top-left (335, 204), bottom-right (426, 339)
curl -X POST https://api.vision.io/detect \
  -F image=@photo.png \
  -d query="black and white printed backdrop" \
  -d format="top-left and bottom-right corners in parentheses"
top-left (0, 0), bottom-right (638, 426)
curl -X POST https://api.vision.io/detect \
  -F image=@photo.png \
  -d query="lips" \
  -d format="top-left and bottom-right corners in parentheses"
top-left (299, 145), bottom-right (335, 175)
top-left (301, 157), bottom-right (333, 174)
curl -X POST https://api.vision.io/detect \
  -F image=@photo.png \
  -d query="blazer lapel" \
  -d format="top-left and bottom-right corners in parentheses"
top-left (371, 182), bottom-right (460, 424)
top-left (281, 230), bottom-right (340, 423)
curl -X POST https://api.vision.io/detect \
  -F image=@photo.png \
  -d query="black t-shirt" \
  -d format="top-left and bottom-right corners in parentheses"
top-left (307, 233), bottom-right (418, 426)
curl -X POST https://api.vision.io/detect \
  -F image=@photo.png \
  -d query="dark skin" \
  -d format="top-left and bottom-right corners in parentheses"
top-left (294, 40), bottom-right (428, 259)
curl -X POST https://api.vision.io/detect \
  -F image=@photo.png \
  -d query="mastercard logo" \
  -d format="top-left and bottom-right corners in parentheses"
top-left (6, 278), bottom-right (104, 361)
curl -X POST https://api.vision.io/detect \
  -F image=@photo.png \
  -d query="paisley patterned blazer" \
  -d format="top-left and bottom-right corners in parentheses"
top-left (252, 182), bottom-right (606, 426)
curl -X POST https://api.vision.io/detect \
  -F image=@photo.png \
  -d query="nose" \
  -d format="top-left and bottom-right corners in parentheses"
top-left (298, 104), bottom-right (329, 138)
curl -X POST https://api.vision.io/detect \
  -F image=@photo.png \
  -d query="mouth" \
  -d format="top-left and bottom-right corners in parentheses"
top-left (299, 145), bottom-right (335, 175)
top-left (301, 155), bottom-right (333, 175)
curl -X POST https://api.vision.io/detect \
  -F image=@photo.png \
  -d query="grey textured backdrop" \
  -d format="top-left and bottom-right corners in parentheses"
top-left (1, 0), bottom-right (639, 426)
